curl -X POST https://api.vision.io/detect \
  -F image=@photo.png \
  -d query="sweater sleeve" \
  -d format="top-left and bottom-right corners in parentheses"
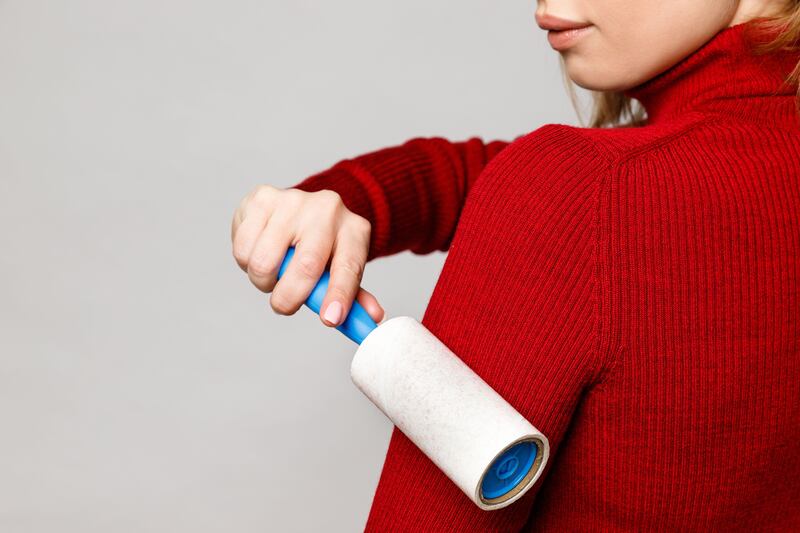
top-left (289, 136), bottom-right (516, 261)
top-left (358, 125), bottom-right (617, 531)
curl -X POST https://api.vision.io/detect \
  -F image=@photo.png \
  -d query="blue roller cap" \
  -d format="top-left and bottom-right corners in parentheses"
top-left (481, 441), bottom-right (538, 500)
top-left (277, 246), bottom-right (378, 344)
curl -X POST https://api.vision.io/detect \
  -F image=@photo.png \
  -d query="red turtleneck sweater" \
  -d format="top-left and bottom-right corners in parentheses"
top-left (292, 22), bottom-right (800, 531)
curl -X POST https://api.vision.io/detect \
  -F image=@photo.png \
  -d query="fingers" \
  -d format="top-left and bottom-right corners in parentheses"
top-left (232, 185), bottom-right (380, 326)
top-left (232, 214), bottom-right (268, 273)
top-left (246, 210), bottom-right (295, 293)
top-left (320, 219), bottom-right (370, 327)
top-left (356, 288), bottom-right (385, 324)
top-left (231, 210), bottom-right (241, 248)
top-left (270, 230), bottom-right (334, 316)
top-left (231, 189), bottom-right (275, 272)
top-left (230, 188), bottom-right (253, 245)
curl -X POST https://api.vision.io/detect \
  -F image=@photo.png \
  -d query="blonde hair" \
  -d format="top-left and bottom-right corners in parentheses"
top-left (563, 2), bottom-right (800, 128)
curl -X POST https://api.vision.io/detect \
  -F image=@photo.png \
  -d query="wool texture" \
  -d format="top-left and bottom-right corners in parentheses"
top-left (292, 22), bottom-right (800, 531)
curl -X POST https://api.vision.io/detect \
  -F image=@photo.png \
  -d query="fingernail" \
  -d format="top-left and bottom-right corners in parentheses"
top-left (323, 300), bottom-right (343, 325)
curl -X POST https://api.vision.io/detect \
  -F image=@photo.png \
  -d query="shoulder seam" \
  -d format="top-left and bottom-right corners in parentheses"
top-left (615, 114), bottom-right (725, 166)
top-left (590, 144), bottom-right (617, 388)
top-left (560, 111), bottom-right (720, 167)
top-left (545, 123), bottom-right (615, 166)
top-left (543, 124), bottom-right (619, 387)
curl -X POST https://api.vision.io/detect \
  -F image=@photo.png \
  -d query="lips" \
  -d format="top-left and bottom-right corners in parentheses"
top-left (535, 12), bottom-right (594, 51)
top-left (535, 13), bottom-right (592, 31)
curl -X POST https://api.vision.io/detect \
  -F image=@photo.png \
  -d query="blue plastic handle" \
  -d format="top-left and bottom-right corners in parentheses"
top-left (277, 246), bottom-right (378, 344)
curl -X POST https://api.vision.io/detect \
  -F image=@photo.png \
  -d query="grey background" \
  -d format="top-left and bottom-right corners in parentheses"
top-left (0, 1), bottom-right (586, 531)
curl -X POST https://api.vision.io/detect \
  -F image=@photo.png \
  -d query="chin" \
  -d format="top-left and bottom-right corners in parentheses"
top-left (563, 59), bottom-right (640, 92)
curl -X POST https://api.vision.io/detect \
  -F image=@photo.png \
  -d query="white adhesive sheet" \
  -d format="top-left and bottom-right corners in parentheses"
top-left (350, 316), bottom-right (549, 510)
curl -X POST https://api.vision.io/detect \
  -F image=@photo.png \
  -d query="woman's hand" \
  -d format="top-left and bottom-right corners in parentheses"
top-left (231, 184), bottom-right (385, 327)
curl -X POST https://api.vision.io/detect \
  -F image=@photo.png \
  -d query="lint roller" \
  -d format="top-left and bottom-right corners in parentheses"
top-left (278, 246), bottom-right (550, 510)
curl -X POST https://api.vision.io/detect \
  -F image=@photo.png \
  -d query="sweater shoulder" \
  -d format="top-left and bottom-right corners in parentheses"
top-left (503, 117), bottom-right (709, 171)
top-left (497, 123), bottom-right (613, 173)
top-left (492, 116), bottom-right (717, 190)
top-left (474, 123), bottom-right (614, 208)
top-left (555, 112), bottom-right (714, 165)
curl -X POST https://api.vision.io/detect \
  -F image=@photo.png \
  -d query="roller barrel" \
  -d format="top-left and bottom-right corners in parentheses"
top-left (349, 316), bottom-right (550, 510)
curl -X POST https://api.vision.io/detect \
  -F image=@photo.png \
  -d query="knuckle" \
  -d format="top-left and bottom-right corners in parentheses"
top-left (315, 190), bottom-right (343, 213)
top-left (249, 260), bottom-right (275, 279)
top-left (255, 183), bottom-right (275, 196)
top-left (327, 286), bottom-right (350, 304)
top-left (296, 249), bottom-right (326, 278)
top-left (253, 184), bottom-right (276, 206)
top-left (283, 187), bottom-right (305, 204)
top-left (334, 256), bottom-right (364, 281)
top-left (318, 189), bottom-right (341, 203)
top-left (353, 215), bottom-right (371, 234)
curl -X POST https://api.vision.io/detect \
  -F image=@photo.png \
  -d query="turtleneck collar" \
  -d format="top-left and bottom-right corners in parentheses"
top-left (622, 21), bottom-right (800, 127)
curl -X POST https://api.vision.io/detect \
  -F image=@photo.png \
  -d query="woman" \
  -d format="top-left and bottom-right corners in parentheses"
top-left (231, 1), bottom-right (799, 530)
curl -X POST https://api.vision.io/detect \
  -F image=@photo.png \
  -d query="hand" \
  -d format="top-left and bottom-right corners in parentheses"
top-left (231, 185), bottom-right (385, 327)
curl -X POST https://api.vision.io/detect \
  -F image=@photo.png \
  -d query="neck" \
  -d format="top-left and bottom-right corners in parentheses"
top-left (622, 22), bottom-right (800, 128)
top-left (728, 0), bottom-right (788, 26)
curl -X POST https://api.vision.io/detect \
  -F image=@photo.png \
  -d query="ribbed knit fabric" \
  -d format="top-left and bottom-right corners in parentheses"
top-left (292, 22), bottom-right (800, 532)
